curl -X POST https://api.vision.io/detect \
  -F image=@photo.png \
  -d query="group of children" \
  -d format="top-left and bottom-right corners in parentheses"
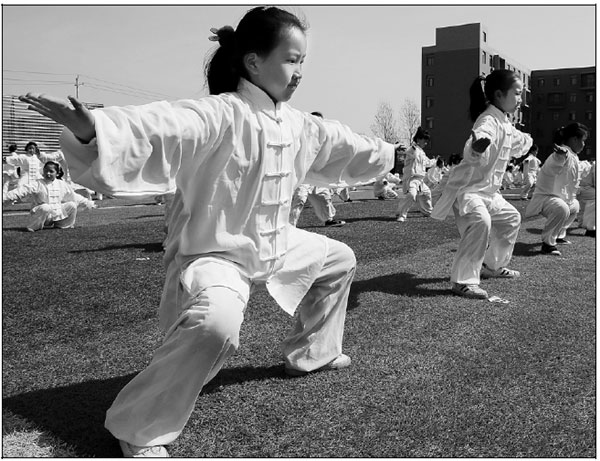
top-left (13, 6), bottom-right (595, 458)
top-left (2, 141), bottom-right (96, 231)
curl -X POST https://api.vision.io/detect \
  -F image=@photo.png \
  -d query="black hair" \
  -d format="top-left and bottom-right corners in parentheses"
top-left (8, 144), bottom-right (17, 153)
top-left (25, 141), bottom-right (39, 154)
top-left (468, 69), bottom-right (519, 122)
top-left (413, 126), bottom-right (430, 143)
top-left (310, 111), bottom-right (324, 118)
top-left (552, 122), bottom-right (589, 145)
top-left (43, 161), bottom-right (64, 179)
top-left (205, 6), bottom-right (307, 95)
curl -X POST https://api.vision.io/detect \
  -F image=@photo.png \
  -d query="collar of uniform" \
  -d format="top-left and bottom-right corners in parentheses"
top-left (238, 78), bottom-right (282, 121)
top-left (486, 104), bottom-right (510, 123)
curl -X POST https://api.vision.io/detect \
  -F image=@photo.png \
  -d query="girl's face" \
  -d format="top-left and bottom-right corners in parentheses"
top-left (26, 145), bottom-right (38, 156)
top-left (416, 138), bottom-right (428, 149)
top-left (43, 164), bottom-right (58, 181)
top-left (567, 134), bottom-right (588, 154)
top-left (249, 26), bottom-right (307, 104)
top-left (495, 78), bottom-right (523, 114)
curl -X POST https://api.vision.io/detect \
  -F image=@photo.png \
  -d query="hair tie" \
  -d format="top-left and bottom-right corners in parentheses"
top-left (208, 26), bottom-right (235, 48)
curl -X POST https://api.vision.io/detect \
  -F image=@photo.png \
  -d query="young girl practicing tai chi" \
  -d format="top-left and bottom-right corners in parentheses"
top-left (525, 123), bottom-right (589, 255)
top-left (431, 69), bottom-right (532, 300)
top-left (2, 160), bottom-right (95, 231)
top-left (20, 7), bottom-right (394, 457)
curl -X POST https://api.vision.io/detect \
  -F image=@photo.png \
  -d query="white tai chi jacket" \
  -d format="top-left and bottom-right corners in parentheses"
top-left (60, 78), bottom-right (394, 331)
top-left (431, 105), bottom-right (532, 220)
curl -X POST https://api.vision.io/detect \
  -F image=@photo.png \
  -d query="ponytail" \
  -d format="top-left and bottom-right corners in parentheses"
top-left (468, 69), bottom-right (519, 122)
top-left (204, 6), bottom-right (307, 95)
top-left (553, 122), bottom-right (589, 145)
top-left (468, 76), bottom-right (487, 122)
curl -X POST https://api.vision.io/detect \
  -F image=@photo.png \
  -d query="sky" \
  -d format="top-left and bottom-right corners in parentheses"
top-left (2, 2), bottom-right (596, 135)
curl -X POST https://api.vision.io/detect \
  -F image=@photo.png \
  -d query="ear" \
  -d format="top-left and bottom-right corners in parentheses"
top-left (243, 52), bottom-right (261, 76)
top-left (493, 88), bottom-right (504, 101)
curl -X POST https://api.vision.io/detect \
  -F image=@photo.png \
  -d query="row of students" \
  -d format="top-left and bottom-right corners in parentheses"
top-left (14, 6), bottom-right (595, 457)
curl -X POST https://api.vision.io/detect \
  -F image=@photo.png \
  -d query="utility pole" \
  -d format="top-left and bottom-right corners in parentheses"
top-left (74, 74), bottom-right (84, 99)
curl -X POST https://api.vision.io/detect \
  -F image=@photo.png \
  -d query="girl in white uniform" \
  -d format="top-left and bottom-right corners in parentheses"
top-left (19, 7), bottom-right (394, 457)
top-left (576, 160), bottom-right (595, 236)
top-left (395, 127), bottom-right (437, 222)
top-left (5, 141), bottom-right (43, 188)
top-left (2, 160), bottom-right (95, 231)
top-left (431, 70), bottom-right (532, 300)
top-left (525, 123), bottom-right (589, 255)
top-left (519, 144), bottom-right (542, 200)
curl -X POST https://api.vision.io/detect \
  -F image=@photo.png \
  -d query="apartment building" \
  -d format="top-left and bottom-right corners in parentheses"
top-left (530, 67), bottom-right (595, 161)
top-left (421, 23), bottom-right (531, 159)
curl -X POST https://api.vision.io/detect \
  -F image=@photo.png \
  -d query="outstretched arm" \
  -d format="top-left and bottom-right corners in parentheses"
top-left (19, 93), bottom-right (96, 143)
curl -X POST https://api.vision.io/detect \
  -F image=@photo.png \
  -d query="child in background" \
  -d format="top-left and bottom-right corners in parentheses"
top-left (2, 160), bottom-right (95, 231)
top-left (431, 153), bottom-right (461, 205)
top-left (423, 157), bottom-right (445, 190)
top-left (5, 141), bottom-right (43, 187)
top-left (519, 144), bottom-right (541, 200)
top-left (395, 127), bottom-right (437, 222)
top-left (373, 171), bottom-right (401, 200)
top-left (3, 144), bottom-right (20, 198)
top-left (525, 123), bottom-right (589, 255)
top-left (431, 69), bottom-right (532, 299)
top-left (576, 159), bottom-right (595, 237)
top-left (20, 6), bottom-right (394, 457)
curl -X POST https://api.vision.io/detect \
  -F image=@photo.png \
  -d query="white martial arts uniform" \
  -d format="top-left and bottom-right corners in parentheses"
top-left (59, 78), bottom-right (394, 447)
top-left (5, 153), bottom-right (43, 187)
top-left (396, 144), bottom-right (436, 219)
top-left (289, 183), bottom-right (337, 225)
top-left (576, 162), bottom-right (595, 230)
top-left (373, 172), bottom-right (400, 199)
top-left (525, 146), bottom-right (582, 245)
top-left (519, 154), bottom-right (541, 199)
top-left (3, 177), bottom-right (95, 231)
top-left (431, 104), bottom-right (532, 285)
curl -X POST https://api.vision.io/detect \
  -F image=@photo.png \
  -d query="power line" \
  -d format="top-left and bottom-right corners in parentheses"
top-left (79, 74), bottom-right (176, 100)
top-left (3, 69), bottom-right (73, 76)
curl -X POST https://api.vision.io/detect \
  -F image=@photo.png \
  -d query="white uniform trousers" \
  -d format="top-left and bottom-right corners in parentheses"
top-left (520, 173), bottom-right (536, 199)
top-left (539, 196), bottom-right (579, 245)
top-left (289, 185), bottom-right (336, 225)
top-left (28, 202), bottom-right (78, 231)
top-left (104, 232), bottom-right (355, 447)
top-left (576, 188), bottom-right (595, 227)
top-left (396, 178), bottom-right (432, 219)
top-left (451, 197), bottom-right (521, 285)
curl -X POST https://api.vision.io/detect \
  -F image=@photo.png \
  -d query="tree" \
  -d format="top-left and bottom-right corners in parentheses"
top-left (399, 98), bottom-right (421, 144)
top-left (370, 101), bottom-right (400, 143)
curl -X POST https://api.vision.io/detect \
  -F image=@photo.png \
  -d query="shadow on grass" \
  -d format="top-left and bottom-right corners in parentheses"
top-left (513, 241), bottom-right (543, 257)
top-left (68, 242), bottom-right (164, 254)
top-left (348, 272), bottom-right (449, 309)
top-left (3, 364), bottom-right (287, 457)
top-left (3, 373), bottom-right (137, 457)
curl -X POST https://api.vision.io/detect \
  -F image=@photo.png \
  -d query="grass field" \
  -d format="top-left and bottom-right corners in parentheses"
top-left (2, 191), bottom-right (596, 457)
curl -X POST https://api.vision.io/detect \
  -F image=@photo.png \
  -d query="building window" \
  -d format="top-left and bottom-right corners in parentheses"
top-left (553, 113), bottom-right (560, 121)
top-left (426, 55), bottom-right (434, 66)
top-left (553, 77), bottom-right (561, 86)
top-left (568, 112), bottom-right (577, 121)
top-left (570, 75), bottom-right (578, 86)
top-left (581, 73), bottom-right (595, 87)
top-left (483, 31), bottom-right (487, 42)
top-left (482, 51), bottom-right (486, 64)
top-left (569, 93), bottom-right (577, 103)
top-left (537, 94), bottom-right (544, 104)
top-left (538, 78), bottom-right (545, 88)
top-left (586, 93), bottom-right (594, 103)
top-left (585, 111), bottom-right (593, 121)
top-left (426, 75), bottom-right (434, 87)
top-left (425, 97), bottom-right (434, 108)
top-left (425, 117), bottom-right (434, 129)
top-left (548, 92), bottom-right (564, 105)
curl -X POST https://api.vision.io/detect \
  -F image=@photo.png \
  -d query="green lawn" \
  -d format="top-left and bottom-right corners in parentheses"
top-left (2, 194), bottom-right (596, 457)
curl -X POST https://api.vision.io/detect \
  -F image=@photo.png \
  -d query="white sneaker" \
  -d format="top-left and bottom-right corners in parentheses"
top-left (119, 440), bottom-right (169, 458)
top-left (451, 283), bottom-right (488, 299)
top-left (481, 264), bottom-right (520, 279)
top-left (285, 353), bottom-right (351, 377)
top-left (396, 216), bottom-right (405, 222)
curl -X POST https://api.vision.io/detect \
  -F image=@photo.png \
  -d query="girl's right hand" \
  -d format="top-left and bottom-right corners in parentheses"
top-left (19, 93), bottom-right (96, 143)
top-left (470, 131), bottom-right (491, 156)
